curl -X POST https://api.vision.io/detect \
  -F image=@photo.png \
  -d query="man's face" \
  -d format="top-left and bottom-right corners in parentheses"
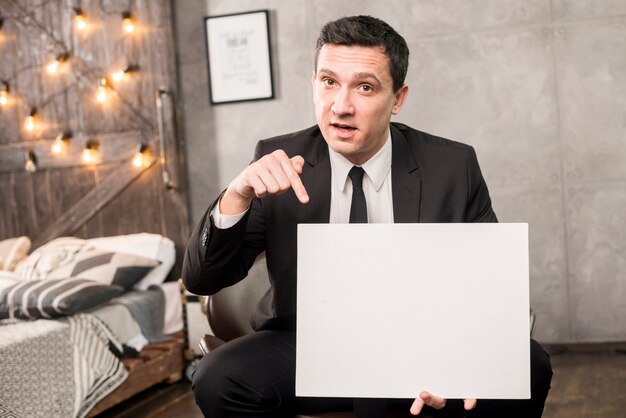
top-left (312, 44), bottom-right (408, 165)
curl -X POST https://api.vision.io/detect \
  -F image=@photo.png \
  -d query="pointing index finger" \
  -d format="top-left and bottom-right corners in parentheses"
top-left (283, 155), bottom-right (308, 204)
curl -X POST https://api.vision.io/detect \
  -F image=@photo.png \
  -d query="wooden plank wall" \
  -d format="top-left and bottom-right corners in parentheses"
top-left (0, 0), bottom-right (189, 279)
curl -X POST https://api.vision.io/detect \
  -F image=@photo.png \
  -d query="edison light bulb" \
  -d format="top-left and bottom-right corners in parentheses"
top-left (50, 133), bottom-right (70, 155)
top-left (24, 115), bottom-right (36, 132)
top-left (1, 82), bottom-right (9, 106)
top-left (96, 78), bottom-right (107, 102)
top-left (122, 13), bottom-right (135, 33)
top-left (24, 150), bottom-right (37, 173)
top-left (131, 144), bottom-right (151, 168)
top-left (96, 86), bottom-right (107, 102)
top-left (112, 70), bottom-right (125, 82)
top-left (75, 14), bottom-right (87, 31)
top-left (51, 138), bottom-right (63, 154)
top-left (82, 148), bottom-right (94, 163)
top-left (47, 54), bottom-right (68, 75)
top-left (25, 153), bottom-right (37, 173)
top-left (82, 140), bottom-right (99, 164)
top-left (132, 152), bottom-right (144, 168)
top-left (25, 159), bottom-right (37, 172)
top-left (123, 19), bottom-right (135, 33)
top-left (47, 60), bottom-right (60, 74)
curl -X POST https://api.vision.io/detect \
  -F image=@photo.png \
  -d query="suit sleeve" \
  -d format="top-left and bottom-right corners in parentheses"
top-left (466, 147), bottom-right (498, 223)
top-left (182, 141), bottom-right (267, 295)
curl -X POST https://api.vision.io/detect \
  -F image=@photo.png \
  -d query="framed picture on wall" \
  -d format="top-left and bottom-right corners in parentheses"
top-left (204, 10), bottom-right (275, 104)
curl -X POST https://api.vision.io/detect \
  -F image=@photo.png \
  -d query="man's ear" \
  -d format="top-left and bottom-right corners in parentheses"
top-left (391, 84), bottom-right (409, 115)
top-left (311, 70), bottom-right (316, 102)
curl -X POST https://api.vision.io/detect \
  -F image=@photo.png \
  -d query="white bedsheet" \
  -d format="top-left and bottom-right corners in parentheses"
top-left (161, 281), bottom-right (184, 335)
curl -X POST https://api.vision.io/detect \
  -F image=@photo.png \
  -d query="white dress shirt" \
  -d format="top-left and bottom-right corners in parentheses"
top-left (327, 132), bottom-right (393, 224)
top-left (213, 130), bottom-right (394, 227)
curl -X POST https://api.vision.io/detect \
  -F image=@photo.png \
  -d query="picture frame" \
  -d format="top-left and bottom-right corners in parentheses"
top-left (204, 10), bottom-right (275, 104)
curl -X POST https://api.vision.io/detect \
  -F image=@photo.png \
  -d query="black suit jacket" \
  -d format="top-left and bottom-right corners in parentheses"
top-left (183, 123), bottom-right (497, 331)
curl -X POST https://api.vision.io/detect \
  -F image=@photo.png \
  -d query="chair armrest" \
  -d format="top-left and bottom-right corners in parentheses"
top-left (199, 334), bottom-right (227, 355)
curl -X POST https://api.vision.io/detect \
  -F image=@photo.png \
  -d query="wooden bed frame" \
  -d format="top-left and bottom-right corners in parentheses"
top-left (87, 331), bottom-right (187, 417)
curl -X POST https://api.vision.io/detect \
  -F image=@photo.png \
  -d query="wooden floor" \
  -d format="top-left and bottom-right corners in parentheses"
top-left (95, 378), bottom-right (202, 418)
top-left (542, 342), bottom-right (626, 418)
top-left (97, 343), bottom-right (626, 418)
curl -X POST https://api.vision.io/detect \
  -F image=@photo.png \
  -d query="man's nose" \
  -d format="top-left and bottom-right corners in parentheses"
top-left (331, 88), bottom-right (354, 115)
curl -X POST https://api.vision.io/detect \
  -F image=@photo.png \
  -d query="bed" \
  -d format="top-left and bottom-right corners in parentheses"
top-left (0, 233), bottom-right (188, 418)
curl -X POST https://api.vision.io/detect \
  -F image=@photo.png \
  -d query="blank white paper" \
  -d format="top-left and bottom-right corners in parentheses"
top-left (296, 223), bottom-right (530, 399)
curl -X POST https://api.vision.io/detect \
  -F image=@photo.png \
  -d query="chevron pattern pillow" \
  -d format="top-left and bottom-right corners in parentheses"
top-left (45, 250), bottom-right (161, 290)
top-left (0, 278), bottom-right (123, 320)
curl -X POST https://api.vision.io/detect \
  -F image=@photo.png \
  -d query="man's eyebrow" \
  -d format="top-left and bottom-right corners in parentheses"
top-left (317, 68), bottom-right (337, 77)
top-left (317, 69), bottom-right (382, 86)
top-left (354, 72), bottom-right (382, 86)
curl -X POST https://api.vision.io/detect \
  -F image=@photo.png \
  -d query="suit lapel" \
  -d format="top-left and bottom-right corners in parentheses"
top-left (298, 126), bottom-right (421, 223)
top-left (391, 125), bottom-right (421, 223)
top-left (301, 132), bottom-right (331, 223)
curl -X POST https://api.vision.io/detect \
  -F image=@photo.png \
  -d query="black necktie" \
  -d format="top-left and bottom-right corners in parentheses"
top-left (348, 166), bottom-right (367, 223)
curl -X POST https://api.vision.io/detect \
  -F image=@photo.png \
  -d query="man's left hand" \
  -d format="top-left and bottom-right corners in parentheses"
top-left (410, 391), bottom-right (476, 415)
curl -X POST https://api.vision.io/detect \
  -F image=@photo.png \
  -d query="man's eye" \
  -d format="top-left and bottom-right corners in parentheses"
top-left (323, 78), bottom-right (335, 86)
top-left (360, 84), bottom-right (373, 92)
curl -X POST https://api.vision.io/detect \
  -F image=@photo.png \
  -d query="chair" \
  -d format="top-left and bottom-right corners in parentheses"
top-left (198, 256), bottom-right (268, 354)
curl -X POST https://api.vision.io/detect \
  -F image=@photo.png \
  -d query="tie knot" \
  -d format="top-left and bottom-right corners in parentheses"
top-left (348, 166), bottom-right (365, 188)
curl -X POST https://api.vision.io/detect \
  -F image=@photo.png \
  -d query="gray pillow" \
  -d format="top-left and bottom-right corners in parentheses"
top-left (0, 278), bottom-right (123, 320)
top-left (46, 250), bottom-right (161, 290)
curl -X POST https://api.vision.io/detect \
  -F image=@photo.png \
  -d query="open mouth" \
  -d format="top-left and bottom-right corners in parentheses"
top-left (331, 123), bottom-right (357, 134)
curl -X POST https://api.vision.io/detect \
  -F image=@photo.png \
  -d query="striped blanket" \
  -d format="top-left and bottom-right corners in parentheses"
top-left (0, 314), bottom-right (127, 418)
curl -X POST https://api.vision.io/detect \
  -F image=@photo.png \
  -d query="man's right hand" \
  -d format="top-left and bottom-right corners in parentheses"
top-left (220, 150), bottom-right (309, 215)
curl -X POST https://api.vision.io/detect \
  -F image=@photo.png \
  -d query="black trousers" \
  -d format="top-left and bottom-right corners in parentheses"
top-left (192, 331), bottom-right (552, 418)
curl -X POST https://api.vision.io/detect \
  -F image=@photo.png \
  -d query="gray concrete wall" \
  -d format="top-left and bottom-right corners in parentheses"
top-left (173, 0), bottom-right (626, 344)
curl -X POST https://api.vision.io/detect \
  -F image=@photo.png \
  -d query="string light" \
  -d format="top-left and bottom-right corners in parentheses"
top-left (131, 143), bottom-right (152, 168)
top-left (112, 64), bottom-right (138, 82)
top-left (24, 108), bottom-right (37, 132)
top-left (24, 150), bottom-right (38, 173)
top-left (47, 61), bottom-right (60, 74)
top-left (74, 8), bottom-right (87, 31)
top-left (50, 131), bottom-right (72, 155)
top-left (96, 78), bottom-right (108, 102)
top-left (0, 81), bottom-right (9, 106)
top-left (82, 139), bottom-right (100, 164)
top-left (3, 7), bottom-right (155, 170)
top-left (47, 53), bottom-right (69, 75)
top-left (122, 11), bottom-right (135, 33)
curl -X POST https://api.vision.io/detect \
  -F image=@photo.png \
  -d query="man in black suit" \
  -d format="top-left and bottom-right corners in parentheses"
top-left (184, 15), bottom-right (552, 418)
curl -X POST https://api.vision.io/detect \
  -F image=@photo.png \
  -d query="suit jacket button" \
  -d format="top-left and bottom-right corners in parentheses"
top-left (201, 228), bottom-right (209, 246)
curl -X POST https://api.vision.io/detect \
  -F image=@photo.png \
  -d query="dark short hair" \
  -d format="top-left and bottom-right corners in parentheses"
top-left (315, 15), bottom-right (409, 92)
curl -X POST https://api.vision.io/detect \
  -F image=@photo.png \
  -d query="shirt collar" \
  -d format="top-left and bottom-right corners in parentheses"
top-left (329, 129), bottom-right (392, 193)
